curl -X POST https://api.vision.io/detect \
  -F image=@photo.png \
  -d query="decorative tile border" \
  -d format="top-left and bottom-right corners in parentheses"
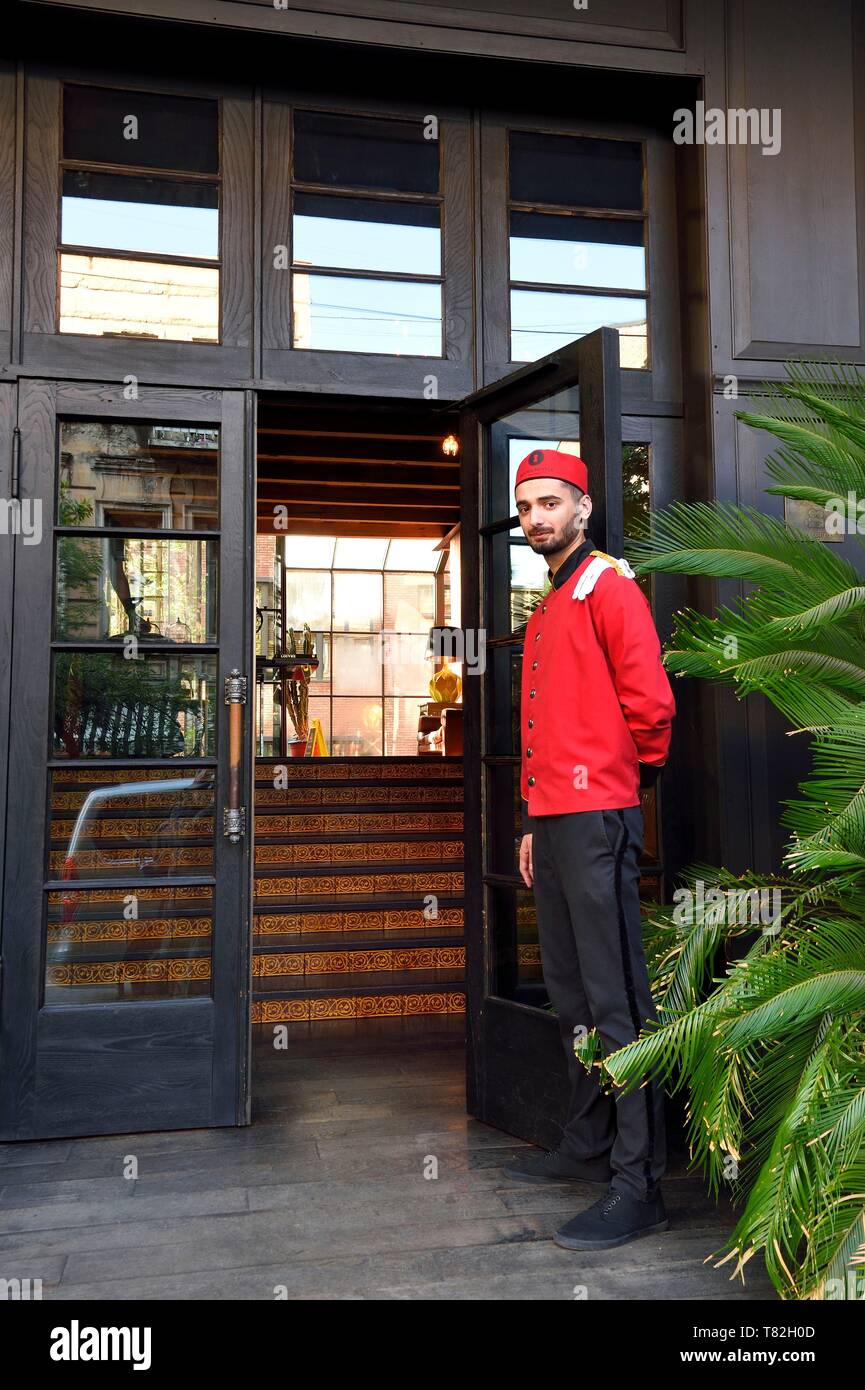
top-left (251, 991), bottom-right (466, 1023)
top-left (253, 786), bottom-right (462, 806)
top-left (254, 871), bottom-right (464, 898)
top-left (47, 917), bottom-right (212, 944)
top-left (254, 906), bottom-right (464, 934)
top-left (48, 958), bottom-right (211, 986)
top-left (253, 839), bottom-right (463, 866)
top-left (253, 946), bottom-right (466, 976)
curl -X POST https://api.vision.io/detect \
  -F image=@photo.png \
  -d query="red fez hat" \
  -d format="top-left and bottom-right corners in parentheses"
top-left (514, 448), bottom-right (588, 495)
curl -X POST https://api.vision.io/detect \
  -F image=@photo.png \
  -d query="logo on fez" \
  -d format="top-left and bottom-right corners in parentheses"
top-left (527, 450), bottom-right (545, 466)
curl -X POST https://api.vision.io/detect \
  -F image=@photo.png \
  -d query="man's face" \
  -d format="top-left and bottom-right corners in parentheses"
top-left (514, 477), bottom-right (592, 556)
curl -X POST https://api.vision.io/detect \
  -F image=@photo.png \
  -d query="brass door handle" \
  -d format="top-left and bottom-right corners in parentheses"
top-left (223, 668), bottom-right (247, 842)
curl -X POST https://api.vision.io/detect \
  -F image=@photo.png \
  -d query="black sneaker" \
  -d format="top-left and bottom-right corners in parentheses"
top-left (501, 1148), bottom-right (614, 1185)
top-left (553, 1184), bottom-right (668, 1250)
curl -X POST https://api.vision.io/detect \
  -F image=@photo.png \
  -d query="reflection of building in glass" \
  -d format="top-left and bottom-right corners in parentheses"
top-left (291, 261), bottom-right (312, 349)
top-left (56, 422), bottom-right (219, 642)
top-left (59, 254), bottom-right (219, 341)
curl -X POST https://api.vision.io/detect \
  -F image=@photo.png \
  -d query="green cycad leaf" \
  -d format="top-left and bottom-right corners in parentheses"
top-left (628, 499), bottom-right (863, 592)
top-left (606, 359), bottom-right (865, 1297)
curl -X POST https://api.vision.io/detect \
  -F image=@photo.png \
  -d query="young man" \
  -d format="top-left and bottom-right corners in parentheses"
top-left (502, 447), bottom-right (676, 1250)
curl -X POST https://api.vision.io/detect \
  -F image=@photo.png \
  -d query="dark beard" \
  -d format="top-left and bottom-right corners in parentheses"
top-left (529, 513), bottom-right (583, 556)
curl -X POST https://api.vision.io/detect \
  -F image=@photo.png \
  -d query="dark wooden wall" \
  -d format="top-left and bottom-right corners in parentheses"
top-left (3, 0), bottom-right (865, 881)
top-left (703, 0), bottom-right (865, 872)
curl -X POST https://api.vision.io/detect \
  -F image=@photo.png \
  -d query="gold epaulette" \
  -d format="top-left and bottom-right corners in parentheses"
top-left (589, 549), bottom-right (628, 576)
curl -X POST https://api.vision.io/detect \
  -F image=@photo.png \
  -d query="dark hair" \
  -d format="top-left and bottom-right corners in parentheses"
top-left (562, 480), bottom-right (586, 505)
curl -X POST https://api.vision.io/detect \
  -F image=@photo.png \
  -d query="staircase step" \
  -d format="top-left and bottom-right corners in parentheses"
top-left (253, 978), bottom-right (466, 1001)
top-left (252, 756), bottom-right (466, 1022)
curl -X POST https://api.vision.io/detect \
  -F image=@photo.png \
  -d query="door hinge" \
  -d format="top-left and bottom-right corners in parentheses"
top-left (224, 669), bottom-right (248, 705)
top-left (223, 806), bottom-right (247, 842)
top-left (10, 427), bottom-right (20, 499)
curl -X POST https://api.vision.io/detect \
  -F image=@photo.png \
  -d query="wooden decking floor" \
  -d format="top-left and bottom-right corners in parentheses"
top-left (0, 1017), bottom-right (778, 1300)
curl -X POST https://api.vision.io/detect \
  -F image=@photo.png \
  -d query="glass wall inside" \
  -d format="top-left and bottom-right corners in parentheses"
top-left (254, 534), bottom-right (447, 756)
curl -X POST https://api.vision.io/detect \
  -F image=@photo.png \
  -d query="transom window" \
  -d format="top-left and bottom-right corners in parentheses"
top-left (507, 130), bottom-right (649, 368)
top-left (58, 84), bottom-right (221, 342)
top-left (291, 110), bottom-right (444, 357)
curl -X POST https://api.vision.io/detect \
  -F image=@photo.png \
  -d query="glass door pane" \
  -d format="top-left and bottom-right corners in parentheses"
top-left (459, 328), bottom-right (623, 1147)
top-left (0, 383), bottom-right (253, 1141)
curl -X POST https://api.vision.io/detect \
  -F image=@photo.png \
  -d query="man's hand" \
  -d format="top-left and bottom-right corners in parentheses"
top-left (519, 832), bottom-right (533, 888)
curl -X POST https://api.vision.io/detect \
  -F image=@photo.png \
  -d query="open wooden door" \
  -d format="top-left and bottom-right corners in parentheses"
top-left (0, 380), bottom-right (256, 1140)
top-left (459, 327), bottom-right (623, 1146)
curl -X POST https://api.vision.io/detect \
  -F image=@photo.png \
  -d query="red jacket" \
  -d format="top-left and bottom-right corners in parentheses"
top-left (520, 541), bottom-right (675, 818)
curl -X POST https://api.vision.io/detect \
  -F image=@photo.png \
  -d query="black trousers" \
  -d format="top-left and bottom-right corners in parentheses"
top-left (530, 804), bottom-right (666, 1200)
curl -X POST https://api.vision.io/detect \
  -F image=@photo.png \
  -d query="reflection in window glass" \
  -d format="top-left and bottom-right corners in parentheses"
top-left (486, 878), bottom-right (546, 1005)
top-left (47, 884), bottom-right (215, 1006)
top-left (53, 652), bottom-right (217, 758)
top-left (509, 211), bottom-right (645, 291)
top-left (294, 110), bottom-right (439, 195)
top-left (62, 171), bottom-right (219, 259)
top-left (509, 131), bottom-right (643, 211)
top-left (45, 878), bottom-right (213, 1005)
top-left (48, 767), bottom-right (215, 882)
top-left (63, 85), bottom-right (219, 174)
top-left (293, 193), bottom-right (440, 277)
top-left (56, 536), bottom-right (217, 643)
top-left (58, 421), bottom-right (219, 530)
top-left (59, 253), bottom-right (219, 342)
top-left (623, 443), bottom-right (652, 602)
top-left (60, 85), bottom-right (220, 342)
top-left (510, 289), bottom-right (647, 367)
top-left (293, 274), bottom-right (442, 356)
top-left (510, 543), bottom-right (549, 633)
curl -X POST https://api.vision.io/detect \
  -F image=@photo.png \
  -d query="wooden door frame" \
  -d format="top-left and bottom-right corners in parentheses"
top-left (0, 383), bottom-right (15, 967)
top-left (459, 328), bottom-right (622, 1144)
top-left (0, 379), bottom-right (256, 1140)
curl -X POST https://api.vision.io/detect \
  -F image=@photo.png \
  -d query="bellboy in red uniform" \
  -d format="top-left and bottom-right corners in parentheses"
top-left (502, 447), bottom-right (676, 1251)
